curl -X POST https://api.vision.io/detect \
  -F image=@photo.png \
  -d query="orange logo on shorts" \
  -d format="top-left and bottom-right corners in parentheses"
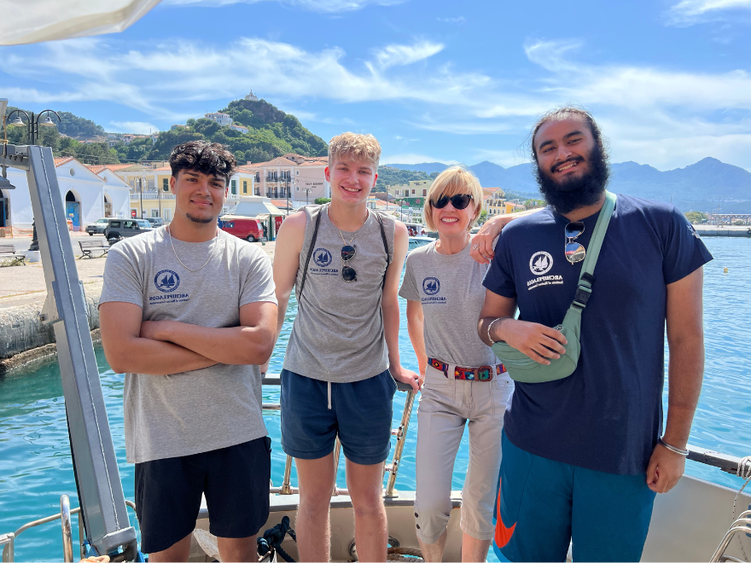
top-left (494, 480), bottom-right (516, 548)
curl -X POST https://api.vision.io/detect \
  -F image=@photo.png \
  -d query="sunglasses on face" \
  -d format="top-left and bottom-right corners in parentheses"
top-left (341, 245), bottom-right (357, 282)
top-left (432, 193), bottom-right (473, 210)
top-left (564, 221), bottom-right (586, 264)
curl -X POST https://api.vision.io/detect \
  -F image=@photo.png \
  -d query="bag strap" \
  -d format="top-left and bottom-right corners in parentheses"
top-left (298, 205), bottom-right (324, 301)
top-left (374, 211), bottom-right (390, 289)
top-left (571, 191), bottom-right (617, 310)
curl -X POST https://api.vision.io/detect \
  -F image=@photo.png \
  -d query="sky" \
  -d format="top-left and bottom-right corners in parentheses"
top-left (2, 0), bottom-right (751, 171)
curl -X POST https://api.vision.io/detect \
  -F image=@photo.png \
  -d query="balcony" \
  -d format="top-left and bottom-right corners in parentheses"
top-left (130, 192), bottom-right (175, 200)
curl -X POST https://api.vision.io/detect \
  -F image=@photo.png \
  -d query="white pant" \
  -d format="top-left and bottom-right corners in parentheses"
top-left (414, 364), bottom-right (514, 544)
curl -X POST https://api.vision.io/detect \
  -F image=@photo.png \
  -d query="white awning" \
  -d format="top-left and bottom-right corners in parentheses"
top-left (0, 0), bottom-right (161, 46)
top-left (223, 196), bottom-right (284, 218)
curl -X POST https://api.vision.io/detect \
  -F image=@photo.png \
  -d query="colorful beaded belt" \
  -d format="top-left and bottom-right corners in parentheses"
top-left (428, 358), bottom-right (506, 381)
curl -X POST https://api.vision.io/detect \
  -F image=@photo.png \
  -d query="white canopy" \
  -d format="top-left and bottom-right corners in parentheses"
top-left (224, 196), bottom-right (284, 219)
top-left (0, 0), bottom-right (161, 46)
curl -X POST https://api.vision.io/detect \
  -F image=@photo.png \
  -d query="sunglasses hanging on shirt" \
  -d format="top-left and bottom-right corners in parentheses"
top-left (565, 221), bottom-right (586, 264)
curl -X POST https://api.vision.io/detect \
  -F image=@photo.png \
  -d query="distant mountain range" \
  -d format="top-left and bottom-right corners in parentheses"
top-left (386, 157), bottom-right (751, 213)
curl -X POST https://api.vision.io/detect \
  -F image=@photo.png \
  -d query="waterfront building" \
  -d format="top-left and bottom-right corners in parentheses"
top-left (386, 179), bottom-right (432, 209)
top-left (1, 157), bottom-right (130, 233)
top-left (483, 187), bottom-right (507, 216)
top-left (238, 154), bottom-right (329, 207)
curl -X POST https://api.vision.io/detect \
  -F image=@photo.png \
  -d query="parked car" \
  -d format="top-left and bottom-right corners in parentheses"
top-left (85, 218), bottom-right (110, 236)
top-left (103, 219), bottom-right (153, 243)
top-left (219, 215), bottom-right (265, 242)
top-left (145, 217), bottom-right (165, 228)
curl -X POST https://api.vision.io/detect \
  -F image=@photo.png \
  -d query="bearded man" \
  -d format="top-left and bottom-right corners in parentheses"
top-left (475, 108), bottom-right (713, 562)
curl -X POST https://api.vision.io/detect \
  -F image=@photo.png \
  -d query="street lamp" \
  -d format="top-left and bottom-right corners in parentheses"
top-left (8, 108), bottom-right (61, 250)
top-left (7, 108), bottom-right (61, 146)
top-left (302, 185), bottom-right (313, 206)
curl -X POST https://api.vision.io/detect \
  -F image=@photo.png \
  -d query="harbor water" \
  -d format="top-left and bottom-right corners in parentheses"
top-left (1, 237), bottom-right (750, 561)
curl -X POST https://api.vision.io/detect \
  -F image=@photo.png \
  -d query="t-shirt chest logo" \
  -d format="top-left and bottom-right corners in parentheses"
top-left (423, 277), bottom-right (440, 295)
top-left (154, 269), bottom-right (180, 292)
top-left (529, 251), bottom-right (553, 275)
top-left (313, 248), bottom-right (332, 267)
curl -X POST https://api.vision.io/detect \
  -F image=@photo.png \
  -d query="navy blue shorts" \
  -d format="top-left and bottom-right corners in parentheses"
top-left (280, 369), bottom-right (396, 465)
top-left (134, 437), bottom-right (271, 554)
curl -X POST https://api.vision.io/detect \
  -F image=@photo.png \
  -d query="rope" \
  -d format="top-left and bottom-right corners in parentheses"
top-left (731, 455), bottom-right (751, 562)
top-left (257, 515), bottom-right (297, 563)
top-left (349, 543), bottom-right (424, 562)
top-left (387, 547), bottom-right (424, 561)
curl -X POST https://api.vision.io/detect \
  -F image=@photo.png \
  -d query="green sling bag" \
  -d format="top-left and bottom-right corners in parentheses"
top-left (491, 191), bottom-right (616, 384)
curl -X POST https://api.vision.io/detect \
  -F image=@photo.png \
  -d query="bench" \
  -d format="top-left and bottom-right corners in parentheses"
top-left (79, 239), bottom-right (110, 259)
top-left (0, 244), bottom-right (26, 266)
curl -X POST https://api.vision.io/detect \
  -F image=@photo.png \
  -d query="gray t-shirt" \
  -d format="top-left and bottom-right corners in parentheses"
top-left (99, 227), bottom-right (277, 464)
top-left (400, 239), bottom-right (498, 368)
top-left (283, 205), bottom-right (395, 383)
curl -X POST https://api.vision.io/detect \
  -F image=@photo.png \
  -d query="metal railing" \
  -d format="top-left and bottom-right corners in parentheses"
top-left (1, 497), bottom-right (139, 562)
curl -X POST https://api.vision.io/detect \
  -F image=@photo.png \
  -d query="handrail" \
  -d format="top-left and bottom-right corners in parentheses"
top-left (1, 498), bottom-right (139, 563)
top-left (709, 518), bottom-right (751, 562)
top-left (60, 495), bottom-right (73, 563)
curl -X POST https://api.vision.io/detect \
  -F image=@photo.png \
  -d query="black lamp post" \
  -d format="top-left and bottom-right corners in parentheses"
top-left (8, 109), bottom-right (61, 251)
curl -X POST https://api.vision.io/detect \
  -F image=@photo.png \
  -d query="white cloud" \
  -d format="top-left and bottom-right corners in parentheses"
top-left (372, 40), bottom-right (443, 70)
top-left (381, 153), bottom-right (458, 165)
top-left (0, 37), bottom-right (492, 121)
top-left (109, 121), bottom-right (160, 134)
top-left (666, 0), bottom-right (751, 25)
top-left (437, 16), bottom-right (465, 24)
top-left (163, 0), bottom-right (406, 12)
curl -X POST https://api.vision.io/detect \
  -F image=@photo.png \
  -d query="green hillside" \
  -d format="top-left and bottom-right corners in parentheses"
top-left (4, 98), bottom-right (328, 166)
top-left (375, 166), bottom-right (438, 191)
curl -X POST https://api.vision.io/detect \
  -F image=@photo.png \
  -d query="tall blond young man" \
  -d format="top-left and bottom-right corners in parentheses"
top-left (99, 141), bottom-right (277, 562)
top-left (273, 132), bottom-right (420, 561)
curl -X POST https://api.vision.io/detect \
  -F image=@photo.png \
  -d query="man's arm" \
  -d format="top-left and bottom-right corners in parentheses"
top-left (646, 267), bottom-right (705, 493)
top-left (470, 209), bottom-right (542, 264)
top-left (478, 289), bottom-right (566, 363)
top-left (100, 301), bottom-right (217, 375)
top-left (405, 299), bottom-right (427, 383)
top-left (139, 300), bottom-right (277, 365)
top-left (383, 221), bottom-right (420, 391)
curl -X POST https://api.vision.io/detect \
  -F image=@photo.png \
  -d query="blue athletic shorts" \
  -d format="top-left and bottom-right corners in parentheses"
top-left (280, 369), bottom-right (396, 465)
top-left (494, 431), bottom-right (656, 562)
top-left (135, 437), bottom-right (271, 554)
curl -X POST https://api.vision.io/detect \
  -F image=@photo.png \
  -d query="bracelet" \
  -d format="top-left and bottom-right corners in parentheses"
top-left (487, 318), bottom-right (501, 345)
top-left (658, 436), bottom-right (689, 457)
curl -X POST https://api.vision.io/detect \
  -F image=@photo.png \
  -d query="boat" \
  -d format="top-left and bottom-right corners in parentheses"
top-left (408, 236), bottom-right (434, 252)
top-left (2, 5), bottom-right (751, 561)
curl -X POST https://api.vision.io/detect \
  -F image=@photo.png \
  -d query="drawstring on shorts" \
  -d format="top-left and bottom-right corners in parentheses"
top-left (327, 381), bottom-right (332, 410)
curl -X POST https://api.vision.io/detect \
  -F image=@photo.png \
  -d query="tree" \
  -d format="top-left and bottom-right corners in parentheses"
top-left (685, 211), bottom-right (708, 224)
top-left (315, 197), bottom-right (331, 205)
top-left (478, 210), bottom-right (488, 224)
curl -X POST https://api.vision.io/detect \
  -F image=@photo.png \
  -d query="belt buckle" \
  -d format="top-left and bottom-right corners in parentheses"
top-left (477, 365), bottom-right (493, 381)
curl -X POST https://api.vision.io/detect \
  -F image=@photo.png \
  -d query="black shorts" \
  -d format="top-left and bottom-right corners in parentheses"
top-left (134, 437), bottom-right (271, 554)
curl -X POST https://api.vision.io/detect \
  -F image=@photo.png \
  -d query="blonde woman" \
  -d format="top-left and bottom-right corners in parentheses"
top-left (399, 167), bottom-right (514, 562)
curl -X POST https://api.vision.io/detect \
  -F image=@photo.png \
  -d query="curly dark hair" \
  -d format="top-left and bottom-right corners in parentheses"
top-left (530, 106), bottom-right (608, 164)
top-left (169, 140), bottom-right (237, 184)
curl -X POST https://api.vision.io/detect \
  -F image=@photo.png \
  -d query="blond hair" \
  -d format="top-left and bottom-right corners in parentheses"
top-left (423, 166), bottom-right (483, 232)
top-left (328, 132), bottom-right (381, 169)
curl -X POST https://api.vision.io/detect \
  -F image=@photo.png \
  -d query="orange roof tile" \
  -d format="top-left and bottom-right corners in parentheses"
top-left (53, 156), bottom-right (74, 167)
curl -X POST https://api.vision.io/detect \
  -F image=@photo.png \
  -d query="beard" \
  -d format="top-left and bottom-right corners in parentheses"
top-left (535, 144), bottom-right (610, 215)
top-left (186, 212), bottom-right (216, 224)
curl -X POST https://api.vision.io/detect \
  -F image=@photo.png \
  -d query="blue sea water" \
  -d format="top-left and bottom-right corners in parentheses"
top-left (1, 237), bottom-right (750, 561)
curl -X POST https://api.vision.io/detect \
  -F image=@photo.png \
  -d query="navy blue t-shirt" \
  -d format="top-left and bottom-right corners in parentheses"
top-left (483, 194), bottom-right (712, 475)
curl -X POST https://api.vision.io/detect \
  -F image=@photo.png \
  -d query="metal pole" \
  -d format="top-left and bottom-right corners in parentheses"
top-left (0, 144), bottom-right (137, 559)
top-left (138, 177), bottom-right (143, 219)
top-left (384, 391), bottom-right (416, 498)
